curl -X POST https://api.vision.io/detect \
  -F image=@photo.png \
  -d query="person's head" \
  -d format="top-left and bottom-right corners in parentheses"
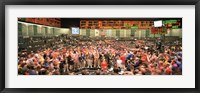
top-left (85, 70), bottom-right (90, 75)
top-left (159, 60), bottom-right (163, 64)
top-left (178, 57), bottom-right (182, 62)
top-left (140, 67), bottom-right (146, 74)
top-left (81, 70), bottom-right (86, 75)
top-left (171, 60), bottom-right (176, 64)
top-left (113, 67), bottom-right (119, 73)
top-left (36, 65), bottom-right (41, 71)
top-left (156, 69), bottom-right (162, 75)
top-left (28, 65), bottom-right (34, 70)
top-left (134, 69), bottom-right (139, 73)
top-left (96, 69), bottom-right (101, 75)
top-left (39, 69), bottom-right (47, 75)
top-left (137, 71), bottom-right (143, 75)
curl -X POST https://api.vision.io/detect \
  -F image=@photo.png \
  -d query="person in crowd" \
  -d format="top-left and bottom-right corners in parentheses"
top-left (101, 59), bottom-right (108, 71)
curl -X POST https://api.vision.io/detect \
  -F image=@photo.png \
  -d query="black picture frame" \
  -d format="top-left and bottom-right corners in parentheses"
top-left (0, 0), bottom-right (200, 93)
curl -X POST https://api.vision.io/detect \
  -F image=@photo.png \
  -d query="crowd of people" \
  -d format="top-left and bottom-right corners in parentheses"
top-left (18, 35), bottom-right (182, 75)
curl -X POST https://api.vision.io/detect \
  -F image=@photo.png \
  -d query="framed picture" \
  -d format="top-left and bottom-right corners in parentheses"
top-left (0, 0), bottom-right (200, 93)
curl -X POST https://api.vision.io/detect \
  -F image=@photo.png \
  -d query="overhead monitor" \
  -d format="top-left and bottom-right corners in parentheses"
top-left (154, 20), bottom-right (163, 27)
top-left (71, 27), bottom-right (80, 34)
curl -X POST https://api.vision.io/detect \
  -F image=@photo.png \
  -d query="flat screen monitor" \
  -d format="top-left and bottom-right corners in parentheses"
top-left (71, 27), bottom-right (80, 34)
top-left (154, 20), bottom-right (162, 27)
